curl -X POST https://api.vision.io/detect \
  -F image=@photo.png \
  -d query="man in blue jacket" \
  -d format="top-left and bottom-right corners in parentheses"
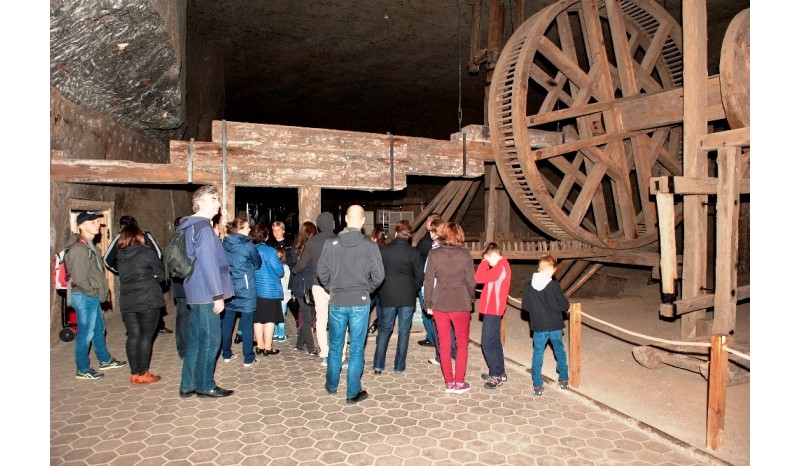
top-left (177, 185), bottom-right (235, 398)
top-left (317, 205), bottom-right (385, 404)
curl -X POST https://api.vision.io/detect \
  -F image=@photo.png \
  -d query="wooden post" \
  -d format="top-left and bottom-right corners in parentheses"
top-left (681, 0), bottom-right (710, 339)
top-left (224, 184), bottom-right (235, 228)
top-left (711, 146), bottom-right (741, 338)
top-left (655, 190), bottom-right (678, 297)
top-left (298, 186), bottom-right (321, 225)
top-left (568, 302), bottom-right (581, 388)
top-left (485, 0), bottom-right (504, 124)
top-left (485, 164), bottom-right (499, 243)
top-left (706, 334), bottom-right (729, 450)
top-left (500, 312), bottom-right (506, 347)
top-left (514, 0), bottom-right (525, 31)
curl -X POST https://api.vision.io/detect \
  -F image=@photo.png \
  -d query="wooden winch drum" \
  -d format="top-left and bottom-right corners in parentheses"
top-left (488, 0), bottom-right (687, 249)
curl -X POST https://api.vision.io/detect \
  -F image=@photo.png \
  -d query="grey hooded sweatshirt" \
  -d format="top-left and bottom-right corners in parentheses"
top-left (316, 227), bottom-right (385, 307)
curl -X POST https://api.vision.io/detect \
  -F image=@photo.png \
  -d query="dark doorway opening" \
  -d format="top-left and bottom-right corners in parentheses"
top-left (235, 187), bottom-right (299, 236)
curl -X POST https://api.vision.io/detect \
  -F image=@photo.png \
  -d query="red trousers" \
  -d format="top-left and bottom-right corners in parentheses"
top-left (433, 310), bottom-right (471, 384)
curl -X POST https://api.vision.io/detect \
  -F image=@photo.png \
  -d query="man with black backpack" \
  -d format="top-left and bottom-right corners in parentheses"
top-left (66, 211), bottom-right (127, 380)
top-left (177, 185), bottom-right (235, 398)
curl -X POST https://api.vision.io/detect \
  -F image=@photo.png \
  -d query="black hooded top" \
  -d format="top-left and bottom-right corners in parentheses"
top-left (292, 212), bottom-right (337, 287)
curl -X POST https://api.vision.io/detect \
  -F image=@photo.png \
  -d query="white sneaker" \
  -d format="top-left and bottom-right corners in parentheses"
top-left (428, 358), bottom-right (440, 366)
top-left (320, 357), bottom-right (328, 367)
top-left (243, 358), bottom-right (258, 367)
top-left (223, 354), bottom-right (237, 363)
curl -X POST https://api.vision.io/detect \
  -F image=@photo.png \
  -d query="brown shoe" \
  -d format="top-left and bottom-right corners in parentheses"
top-left (138, 371), bottom-right (161, 384)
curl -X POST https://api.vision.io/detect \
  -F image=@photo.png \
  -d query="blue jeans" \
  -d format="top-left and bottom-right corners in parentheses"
top-left (274, 300), bottom-right (289, 338)
top-left (221, 308), bottom-right (255, 364)
top-left (373, 305), bottom-right (414, 372)
top-left (174, 297), bottom-right (190, 359)
top-left (418, 290), bottom-right (436, 343)
top-left (532, 330), bottom-right (569, 388)
top-left (181, 303), bottom-right (222, 393)
top-left (326, 305), bottom-right (369, 399)
top-left (72, 292), bottom-right (112, 373)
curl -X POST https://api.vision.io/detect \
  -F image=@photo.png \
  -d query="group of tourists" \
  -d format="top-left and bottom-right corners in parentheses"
top-left (65, 184), bottom-right (572, 403)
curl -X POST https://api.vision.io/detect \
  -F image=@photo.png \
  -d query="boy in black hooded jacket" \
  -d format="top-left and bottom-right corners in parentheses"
top-left (521, 254), bottom-right (570, 396)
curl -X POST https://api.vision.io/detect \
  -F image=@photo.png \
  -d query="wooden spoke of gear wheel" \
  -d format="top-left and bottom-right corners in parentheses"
top-left (489, 0), bottom-right (685, 249)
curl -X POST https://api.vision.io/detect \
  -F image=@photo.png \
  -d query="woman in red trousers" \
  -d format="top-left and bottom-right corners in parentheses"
top-left (423, 222), bottom-right (476, 394)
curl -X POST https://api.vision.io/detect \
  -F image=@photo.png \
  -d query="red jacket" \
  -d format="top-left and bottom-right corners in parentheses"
top-left (475, 257), bottom-right (511, 316)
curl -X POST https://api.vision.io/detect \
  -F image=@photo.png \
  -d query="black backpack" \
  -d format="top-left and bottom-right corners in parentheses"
top-left (165, 225), bottom-right (196, 280)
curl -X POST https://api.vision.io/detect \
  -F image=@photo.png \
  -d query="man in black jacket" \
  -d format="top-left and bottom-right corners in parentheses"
top-left (372, 220), bottom-right (424, 375)
top-left (317, 205), bottom-right (385, 404)
top-left (292, 211), bottom-right (337, 365)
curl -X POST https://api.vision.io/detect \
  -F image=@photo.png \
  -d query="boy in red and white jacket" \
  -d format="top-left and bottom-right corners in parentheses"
top-left (474, 242), bottom-right (511, 389)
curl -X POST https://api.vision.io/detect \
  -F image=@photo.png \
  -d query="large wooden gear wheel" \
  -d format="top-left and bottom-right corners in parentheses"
top-left (489, 0), bottom-right (685, 249)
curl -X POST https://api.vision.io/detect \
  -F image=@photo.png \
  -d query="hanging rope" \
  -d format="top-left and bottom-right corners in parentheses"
top-left (457, 0), bottom-right (463, 131)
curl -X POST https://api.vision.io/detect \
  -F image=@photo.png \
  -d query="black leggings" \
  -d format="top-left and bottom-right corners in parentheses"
top-left (295, 298), bottom-right (317, 353)
top-left (121, 307), bottom-right (160, 375)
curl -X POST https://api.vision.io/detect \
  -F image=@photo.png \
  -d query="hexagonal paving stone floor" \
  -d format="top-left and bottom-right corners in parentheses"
top-left (51, 308), bottom-right (723, 465)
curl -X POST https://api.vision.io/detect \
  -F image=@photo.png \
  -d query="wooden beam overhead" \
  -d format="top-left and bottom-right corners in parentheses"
top-left (51, 122), bottom-right (488, 189)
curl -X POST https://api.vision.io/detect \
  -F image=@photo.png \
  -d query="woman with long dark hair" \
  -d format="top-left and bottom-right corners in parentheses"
top-left (291, 221), bottom-right (319, 355)
top-left (116, 224), bottom-right (166, 384)
top-left (372, 220), bottom-right (424, 374)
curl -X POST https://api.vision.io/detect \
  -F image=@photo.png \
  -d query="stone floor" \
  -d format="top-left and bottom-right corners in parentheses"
top-left (50, 303), bottom-right (729, 466)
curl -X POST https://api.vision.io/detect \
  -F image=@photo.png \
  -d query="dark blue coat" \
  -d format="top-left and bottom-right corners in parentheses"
top-left (223, 233), bottom-right (262, 313)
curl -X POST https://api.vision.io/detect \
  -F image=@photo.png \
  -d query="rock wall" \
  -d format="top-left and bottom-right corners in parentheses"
top-left (49, 0), bottom-right (197, 346)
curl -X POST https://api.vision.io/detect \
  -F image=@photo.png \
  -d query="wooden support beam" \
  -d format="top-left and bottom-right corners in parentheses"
top-left (711, 146), bottom-right (741, 338)
top-left (51, 156), bottom-right (189, 184)
top-left (468, 0), bottom-right (484, 73)
top-left (670, 285), bottom-right (749, 316)
top-left (298, 186), bottom-right (321, 225)
top-left (569, 303), bottom-right (582, 388)
top-left (526, 75), bottom-right (725, 129)
top-left (655, 191), bottom-right (678, 297)
top-left (681, 0), bottom-right (710, 339)
top-left (650, 175), bottom-right (750, 195)
top-left (565, 263), bottom-right (603, 298)
top-left (411, 181), bottom-right (460, 246)
top-left (52, 122), bottom-right (486, 188)
top-left (707, 334), bottom-right (729, 450)
top-left (485, 164), bottom-right (499, 244)
top-left (699, 127), bottom-right (750, 151)
top-left (455, 180), bottom-right (481, 225)
top-left (559, 260), bottom-right (591, 292)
